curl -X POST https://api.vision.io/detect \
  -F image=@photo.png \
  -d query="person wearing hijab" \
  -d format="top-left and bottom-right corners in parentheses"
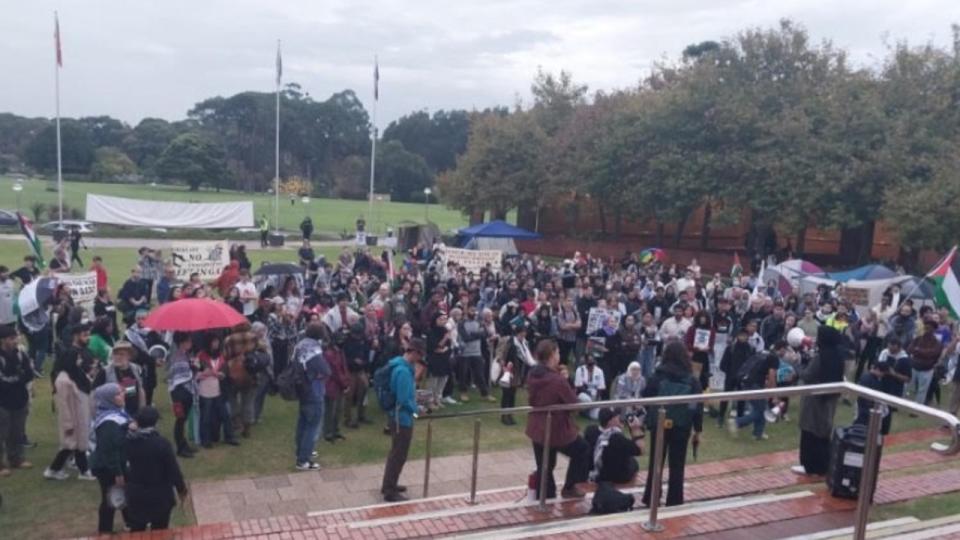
top-left (45, 322), bottom-right (96, 481)
top-left (793, 325), bottom-right (844, 476)
top-left (89, 383), bottom-right (132, 533)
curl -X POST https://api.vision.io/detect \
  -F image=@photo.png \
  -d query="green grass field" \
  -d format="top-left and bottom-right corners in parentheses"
top-left (1, 239), bottom-right (959, 537)
top-left (0, 176), bottom-right (469, 236)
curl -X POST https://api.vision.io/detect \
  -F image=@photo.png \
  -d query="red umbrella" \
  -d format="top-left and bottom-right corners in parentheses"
top-left (142, 298), bottom-right (247, 331)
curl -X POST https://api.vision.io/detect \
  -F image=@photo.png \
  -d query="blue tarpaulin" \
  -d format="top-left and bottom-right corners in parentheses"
top-left (457, 220), bottom-right (542, 240)
top-left (827, 264), bottom-right (897, 283)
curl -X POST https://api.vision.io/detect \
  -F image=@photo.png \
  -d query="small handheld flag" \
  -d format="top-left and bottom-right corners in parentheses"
top-left (929, 246), bottom-right (960, 319)
top-left (17, 212), bottom-right (45, 268)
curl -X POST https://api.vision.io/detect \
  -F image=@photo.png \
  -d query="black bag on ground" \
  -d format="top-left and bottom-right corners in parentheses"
top-left (590, 482), bottom-right (635, 514)
top-left (826, 424), bottom-right (881, 500)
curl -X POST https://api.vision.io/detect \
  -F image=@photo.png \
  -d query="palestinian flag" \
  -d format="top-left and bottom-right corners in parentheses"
top-left (731, 252), bottom-right (743, 278)
top-left (930, 246), bottom-right (960, 319)
top-left (17, 212), bottom-right (44, 268)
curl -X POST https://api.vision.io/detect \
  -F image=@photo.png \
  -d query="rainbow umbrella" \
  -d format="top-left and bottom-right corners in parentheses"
top-left (639, 248), bottom-right (665, 264)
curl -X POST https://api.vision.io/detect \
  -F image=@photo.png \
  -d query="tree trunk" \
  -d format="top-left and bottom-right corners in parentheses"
top-left (673, 213), bottom-right (690, 248)
top-left (468, 210), bottom-right (484, 226)
top-left (858, 221), bottom-right (876, 264)
top-left (598, 200), bottom-right (608, 237)
top-left (655, 222), bottom-right (665, 248)
top-left (794, 227), bottom-right (807, 257)
top-left (492, 208), bottom-right (507, 221)
top-left (699, 203), bottom-right (712, 251)
top-left (614, 207), bottom-right (622, 239)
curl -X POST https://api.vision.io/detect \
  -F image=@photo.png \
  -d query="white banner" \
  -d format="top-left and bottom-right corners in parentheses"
top-left (586, 307), bottom-right (622, 335)
top-left (86, 194), bottom-right (254, 229)
top-left (170, 240), bottom-right (230, 282)
top-left (58, 272), bottom-right (98, 315)
top-left (442, 247), bottom-right (502, 275)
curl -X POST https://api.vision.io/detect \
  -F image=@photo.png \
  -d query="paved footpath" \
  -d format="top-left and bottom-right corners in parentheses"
top-left (0, 233), bottom-right (352, 251)
top-left (189, 427), bottom-right (946, 526)
top-left (190, 447), bottom-right (550, 525)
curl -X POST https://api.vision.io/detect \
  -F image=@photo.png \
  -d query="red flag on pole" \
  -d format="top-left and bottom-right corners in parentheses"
top-left (54, 12), bottom-right (62, 67)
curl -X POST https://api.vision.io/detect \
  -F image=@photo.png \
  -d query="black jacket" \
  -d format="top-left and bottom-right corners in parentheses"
top-left (125, 429), bottom-right (187, 510)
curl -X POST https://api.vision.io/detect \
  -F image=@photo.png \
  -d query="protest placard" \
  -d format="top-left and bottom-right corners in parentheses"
top-left (442, 247), bottom-right (502, 275)
top-left (585, 307), bottom-right (622, 335)
top-left (840, 286), bottom-right (871, 307)
top-left (170, 240), bottom-right (229, 282)
top-left (58, 272), bottom-right (98, 315)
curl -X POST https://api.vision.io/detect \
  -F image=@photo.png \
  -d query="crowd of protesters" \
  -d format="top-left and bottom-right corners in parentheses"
top-left (1, 234), bottom-right (959, 524)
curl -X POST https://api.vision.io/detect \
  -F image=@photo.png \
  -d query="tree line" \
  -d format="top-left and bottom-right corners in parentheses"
top-left (0, 84), bottom-right (473, 202)
top-left (438, 20), bottom-right (960, 257)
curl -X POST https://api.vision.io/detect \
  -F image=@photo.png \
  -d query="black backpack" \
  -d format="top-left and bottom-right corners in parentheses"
top-left (737, 352), bottom-right (771, 388)
top-left (590, 482), bottom-right (635, 514)
top-left (276, 359), bottom-right (308, 401)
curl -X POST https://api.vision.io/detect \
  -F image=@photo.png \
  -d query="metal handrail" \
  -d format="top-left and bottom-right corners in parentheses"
top-left (414, 381), bottom-right (960, 539)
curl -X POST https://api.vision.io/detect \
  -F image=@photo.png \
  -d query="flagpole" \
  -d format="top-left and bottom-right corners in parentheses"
top-left (274, 39), bottom-right (281, 234)
top-left (367, 55), bottom-right (378, 228)
top-left (54, 11), bottom-right (63, 227)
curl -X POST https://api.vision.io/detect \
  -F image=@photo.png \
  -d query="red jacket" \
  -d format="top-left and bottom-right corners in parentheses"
top-left (324, 348), bottom-right (350, 398)
top-left (525, 364), bottom-right (579, 448)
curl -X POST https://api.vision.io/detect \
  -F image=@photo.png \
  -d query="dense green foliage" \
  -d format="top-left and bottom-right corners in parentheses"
top-left (439, 21), bottom-right (960, 254)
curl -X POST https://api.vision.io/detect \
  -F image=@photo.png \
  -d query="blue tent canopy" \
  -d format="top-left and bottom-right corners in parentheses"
top-left (828, 264), bottom-right (897, 283)
top-left (457, 220), bottom-right (542, 240)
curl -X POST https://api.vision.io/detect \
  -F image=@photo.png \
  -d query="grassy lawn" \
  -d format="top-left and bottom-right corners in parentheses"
top-left (1, 239), bottom-right (959, 537)
top-left (0, 176), bottom-right (469, 236)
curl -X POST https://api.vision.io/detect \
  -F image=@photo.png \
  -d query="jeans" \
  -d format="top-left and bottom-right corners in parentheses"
top-left (295, 400), bottom-right (324, 464)
top-left (199, 395), bottom-right (234, 445)
top-left (254, 374), bottom-right (271, 422)
top-left (735, 391), bottom-right (767, 438)
top-left (0, 406), bottom-right (28, 468)
top-left (27, 328), bottom-right (50, 373)
top-left (458, 356), bottom-right (488, 396)
top-left (531, 436), bottom-right (591, 498)
top-left (639, 347), bottom-right (657, 379)
top-left (381, 420), bottom-right (413, 495)
top-left (910, 368), bottom-right (934, 406)
top-left (323, 395), bottom-right (343, 438)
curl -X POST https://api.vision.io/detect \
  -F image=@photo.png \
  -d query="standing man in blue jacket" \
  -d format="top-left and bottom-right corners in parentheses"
top-left (381, 337), bottom-right (426, 502)
top-left (293, 323), bottom-right (330, 471)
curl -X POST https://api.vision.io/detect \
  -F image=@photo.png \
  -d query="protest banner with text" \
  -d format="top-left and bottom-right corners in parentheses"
top-left (170, 240), bottom-right (230, 282)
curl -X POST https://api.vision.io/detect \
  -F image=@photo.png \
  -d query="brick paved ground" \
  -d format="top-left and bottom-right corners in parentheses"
top-left (73, 427), bottom-right (958, 540)
top-left (189, 426), bottom-right (944, 525)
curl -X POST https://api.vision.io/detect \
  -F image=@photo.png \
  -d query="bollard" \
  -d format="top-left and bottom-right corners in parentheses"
top-left (469, 419), bottom-right (481, 505)
top-left (422, 419), bottom-right (433, 499)
top-left (538, 411), bottom-right (553, 512)
top-left (642, 407), bottom-right (667, 533)
top-left (853, 405), bottom-right (884, 540)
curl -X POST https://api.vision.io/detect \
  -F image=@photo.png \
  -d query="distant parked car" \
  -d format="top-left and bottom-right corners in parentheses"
top-left (39, 220), bottom-right (96, 234)
top-left (0, 210), bottom-right (17, 227)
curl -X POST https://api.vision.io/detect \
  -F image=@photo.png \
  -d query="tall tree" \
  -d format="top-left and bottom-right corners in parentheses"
top-left (154, 133), bottom-right (226, 191)
top-left (24, 120), bottom-right (95, 174)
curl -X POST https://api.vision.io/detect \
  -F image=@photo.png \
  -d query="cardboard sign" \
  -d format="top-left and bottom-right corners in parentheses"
top-left (442, 247), bottom-right (502, 275)
top-left (840, 286), bottom-right (871, 307)
top-left (58, 272), bottom-right (98, 315)
top-left (586, 307), bottom-right (622, 335)
top-left (170, 240), bottom-right (230, 282)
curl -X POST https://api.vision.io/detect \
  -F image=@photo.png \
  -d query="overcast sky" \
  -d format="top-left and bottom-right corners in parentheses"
top-left (3, 1), bottom-right (960, 128)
